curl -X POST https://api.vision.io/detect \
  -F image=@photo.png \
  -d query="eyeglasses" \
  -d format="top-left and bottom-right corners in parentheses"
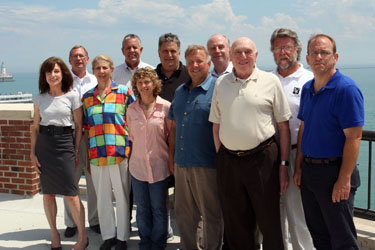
top-left (273, 45), bottom-right (294, 53)
top-left (308, 50), bottom-right (332, 58)
top-left (70, 54), bottom-right (86, 59)
top-left (234, 50), bottom-right (255, 57)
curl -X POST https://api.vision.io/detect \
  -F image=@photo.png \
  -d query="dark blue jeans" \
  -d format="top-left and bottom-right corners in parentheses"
top-left (301, 160), bottom-right (360, 250)
top-left (131, 175), bottom-right (169, 250)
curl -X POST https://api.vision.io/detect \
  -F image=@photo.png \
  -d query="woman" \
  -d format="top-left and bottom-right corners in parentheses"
top-left (127, 67), bottom-right (171, 250)
top-left (81, 54), bottom-right (135, 250)
top-left (30, 57), bottom-right (88, 250)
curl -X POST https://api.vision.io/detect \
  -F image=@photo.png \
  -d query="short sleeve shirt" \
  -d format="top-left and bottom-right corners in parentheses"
top-left (168, 74), bottom-right (217, 168)
top-left (113, 61), bottom-right (153, 91)
top-left (82, 82), bottom-right (135, 166)
top-left (127, 96), bottom-right (171, 183)
top-left (33, 89), bottom-right (81, 127)
top-left (209, 67), bottom-right (291, 150)
top-left (298, 69), bottom-right (364, 158)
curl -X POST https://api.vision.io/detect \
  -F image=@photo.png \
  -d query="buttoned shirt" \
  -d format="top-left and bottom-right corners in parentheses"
top-left (82, 82), bottom-right (135, 166)
top-left (113, 61), bottom-right (153, 91)
top-left (127, 96), bottom-right (171, 183)
top-left (156, 61), bottom-right (190, 102)
top-left (209, 67), bottom-right (291, 150)
top-left (72, 71), bottom-right (98, 100)
top-left (298, 69), bottom-right (364, 158)
top-left (168, 74), bottom-right (217, 169)
top-left (211, 62), bottom-right (233, 78)
top-left (272, 64), bottom-right (313, 145)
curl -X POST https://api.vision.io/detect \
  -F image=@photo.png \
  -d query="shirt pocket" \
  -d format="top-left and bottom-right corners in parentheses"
top-left (192, 101), bottom-right (211, 124)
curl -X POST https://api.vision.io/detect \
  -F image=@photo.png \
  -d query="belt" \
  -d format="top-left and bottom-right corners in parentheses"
top-left (303, 156), bottom-right (341, 165)
top-left (222, 136), bottom-right (275, 157)
top-left (40, 125), bottom-right (73, 135)
top-left (291, 144), bottom-right (297, 150)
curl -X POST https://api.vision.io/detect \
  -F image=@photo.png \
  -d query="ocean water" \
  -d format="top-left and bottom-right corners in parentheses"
top-left (1, 68), bottom-right (375, 209)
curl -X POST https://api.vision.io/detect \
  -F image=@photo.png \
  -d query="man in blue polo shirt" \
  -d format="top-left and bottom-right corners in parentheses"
top-left (294, 34), bottom-right (364, 250)
top-left (168, 45), bottom-right (223, 250)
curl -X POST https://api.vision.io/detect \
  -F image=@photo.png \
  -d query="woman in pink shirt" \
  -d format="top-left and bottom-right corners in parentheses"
top-left (127, 67), bottom-right (171, 250)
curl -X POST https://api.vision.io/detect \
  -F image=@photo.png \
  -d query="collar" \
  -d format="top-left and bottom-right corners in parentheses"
top-left (183, 74), bottom-right (212, 91)
top-left (229, 66), bottom-right (259, 83)
top-left (93, 81), bottom-right (119, 96)
top-left (211, 62), bottom-right (233, 77)
top-left (71, 70), bottom-right (90, 81)
top-left (156, 61), bottom-right (183, 78)
top-left (272, 63), bottom-right (307, 79)
top-left (308, 69), bottom-right (341, 94)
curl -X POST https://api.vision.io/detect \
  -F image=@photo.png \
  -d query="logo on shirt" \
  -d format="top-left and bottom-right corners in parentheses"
top-left (293, 87), bottom-right (300, 95)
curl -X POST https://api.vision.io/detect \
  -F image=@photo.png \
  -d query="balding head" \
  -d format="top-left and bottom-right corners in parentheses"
top-left (207, 34), bottom-right (230, 75)
top-left (230, 37), bottom-right (258, 79)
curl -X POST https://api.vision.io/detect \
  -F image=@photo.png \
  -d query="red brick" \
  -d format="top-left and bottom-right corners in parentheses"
top-left (17, 149), bottom-right (31, 155)
top-left (12, 190), bottom-right (25, 195)
top-left (15, 126), bottom-right (30, 131)
top-left (16, 138), bottom-right (31, 143)
top-left (26, 167), bottom-right (36, 173)
top-left (3, 160), bottom-right (17, 165)
top-left (4, 172), bottom-right (17, 177)
top-left (8, 132), bottom-right (23, 137)
top-left (1, 154), bottom-right (9, 159)
top-left (28, 189), bottom-right (40, 196)
top-left (3, 149), bottom-right (17, 154)
top-left (24, 121), bottom-right (33, 125)
top-left (9, 144), bottom-right (24, 149)
top-left (24, 144), bottom-right (31, 149)
top-left (0, 183), bottom-right (2, 188)
top-left (23, 132), bottom-right (31, 137)
top-left (19, 185), bottom-right (33, 190)
top-left (1, 126), bottom-right (15, 131)
top-left (10, 155), bottom-right (24, 160)
top-left (0, 189), bottom-right (9, 194)
top-left (26, 178), bottom-right (40, 185)
top-left (0, 177), bottom-right (10, 182)
top-left (0, 172), bottom-right (3, 176)
top-left (18, 161), bottom-right (32, 166)
top-left (2, 137), bottom-right (16, 143)
top-left (12, 178), bottom-right (25, 184)
top-left (5, 183), bottom-right (17, 189)
top-left (0, 166), bottom-right (10, 171)
top-left (9, 120), bottom-right (24, 125)
top-left (19, 172), bottom-right (37, 179)
top-left (0, 143), bottom-right (9, 148)
top-left (0, 120), bottom-right (8, 125)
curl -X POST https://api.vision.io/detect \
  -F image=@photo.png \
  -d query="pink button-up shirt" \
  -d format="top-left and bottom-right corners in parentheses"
top-left (127, 96), bottom-right (171, 183)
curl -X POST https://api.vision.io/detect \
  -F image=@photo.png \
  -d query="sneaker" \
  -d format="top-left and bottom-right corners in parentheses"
top-left (167, 227), bottom-right (174, 241)
top-left (89, 224), bottom-right (101, 234)
top-left (115, 239), bottom-right (127, 250)
top-left (100, 237), bottom-right (117, 250)
top-left (63, 227), bottom-right (77, 238)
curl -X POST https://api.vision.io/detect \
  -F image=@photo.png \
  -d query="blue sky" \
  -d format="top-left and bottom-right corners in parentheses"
top-left (0, 0), bottom-right (374, 72)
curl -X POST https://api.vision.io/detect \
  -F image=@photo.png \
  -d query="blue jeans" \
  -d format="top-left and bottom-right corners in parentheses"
top-left (131, 175), bottom-right (169, 250)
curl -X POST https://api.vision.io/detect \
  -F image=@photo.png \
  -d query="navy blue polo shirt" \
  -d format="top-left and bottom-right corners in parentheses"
top-left (168, 74), bottom-right (217, 168)
top-left (298, 69), bottom-right (364, 158)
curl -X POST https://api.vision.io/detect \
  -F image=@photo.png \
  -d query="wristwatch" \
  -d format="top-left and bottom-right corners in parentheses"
top-left (280, 160), bottom-right (289, 166)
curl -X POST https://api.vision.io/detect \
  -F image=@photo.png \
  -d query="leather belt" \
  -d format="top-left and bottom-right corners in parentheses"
top-left (303, 156), bottom-right (341, 165)
top-left (40, 125), bottom-right (73, 135)
top-left (222, 136), bottom-right (275, 157)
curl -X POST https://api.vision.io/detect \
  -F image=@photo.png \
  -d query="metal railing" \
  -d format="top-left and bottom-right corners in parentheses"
top-left (354, 130), bottom-right (375, 220)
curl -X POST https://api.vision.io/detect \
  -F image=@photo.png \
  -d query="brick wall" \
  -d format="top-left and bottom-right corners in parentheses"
top-left (0, 104), bottom-right (39, 196)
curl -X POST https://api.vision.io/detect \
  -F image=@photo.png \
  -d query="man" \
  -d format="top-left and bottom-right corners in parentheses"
top-left (209, 37), bottom-right (291, 250)
top-left (270, 28), bottom-right (315, 250)
top-left (64, 45), bottom-right (99, 237)
top-left (294, 34), bottom-right (363, 249)
top-left (113, 34), bottom-right (153, 90)
top-left (156, 33), bottom-right (190, 102)
top-left (207, 34), bottom-right (233, 77)
top-left (168, 45), bottom-right (224, 250)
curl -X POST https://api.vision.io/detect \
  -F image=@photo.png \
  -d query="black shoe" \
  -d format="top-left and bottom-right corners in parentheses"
top-left (51, 247), bottom-right (62, 250)
top-left (64, 226), bottom-right (77, 238)
top-left (115, 239), bottom-right (127, 250)
top-left (100, 237), bottom-right (117, 250)
top-left (89, 224), bottom-right (101, 234)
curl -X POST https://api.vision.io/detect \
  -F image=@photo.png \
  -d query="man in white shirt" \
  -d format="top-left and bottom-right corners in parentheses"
top-left (64, 45), bottom-right (99, 238)
top-left (270, 28), bottom-right (315, 250)
top-left (113, 34), bottom-right (153, 90)
top-left (207, 34), bottom-right (233, 78)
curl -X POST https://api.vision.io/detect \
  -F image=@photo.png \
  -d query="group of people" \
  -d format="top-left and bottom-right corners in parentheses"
top-left (30, 28), bottom-right (364, 250)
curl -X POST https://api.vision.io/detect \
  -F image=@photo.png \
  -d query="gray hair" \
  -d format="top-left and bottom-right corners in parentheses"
top-left (158, 33), bottom-right (180, 49)
top-left (185, 45), bottom-right (211, 63)
top-left (122, 34), bottom-right (141, 48)
top-left (206, 34), bottom-right (230, 48)
top-left (270, 28), bottom-right (302, 61)
top-left (69, 45), bottom-right (88, 58)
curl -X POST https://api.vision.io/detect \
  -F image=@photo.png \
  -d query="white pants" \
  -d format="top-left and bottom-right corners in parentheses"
top-left (91, 160), bottom-right (131, 241)
top-left (64, 137), bottom-right (99, 227)
top-left (280, 149), bottom-right (315, 250)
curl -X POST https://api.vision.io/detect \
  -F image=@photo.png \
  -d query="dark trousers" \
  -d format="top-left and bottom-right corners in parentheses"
top-left (216, 141), bottom-right (283, 250)
top-left (301, 160), bottom-right (360, 250)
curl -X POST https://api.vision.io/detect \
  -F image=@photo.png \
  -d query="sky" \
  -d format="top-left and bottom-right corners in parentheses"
top-left (0, 0), bottom-right (374, 73)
